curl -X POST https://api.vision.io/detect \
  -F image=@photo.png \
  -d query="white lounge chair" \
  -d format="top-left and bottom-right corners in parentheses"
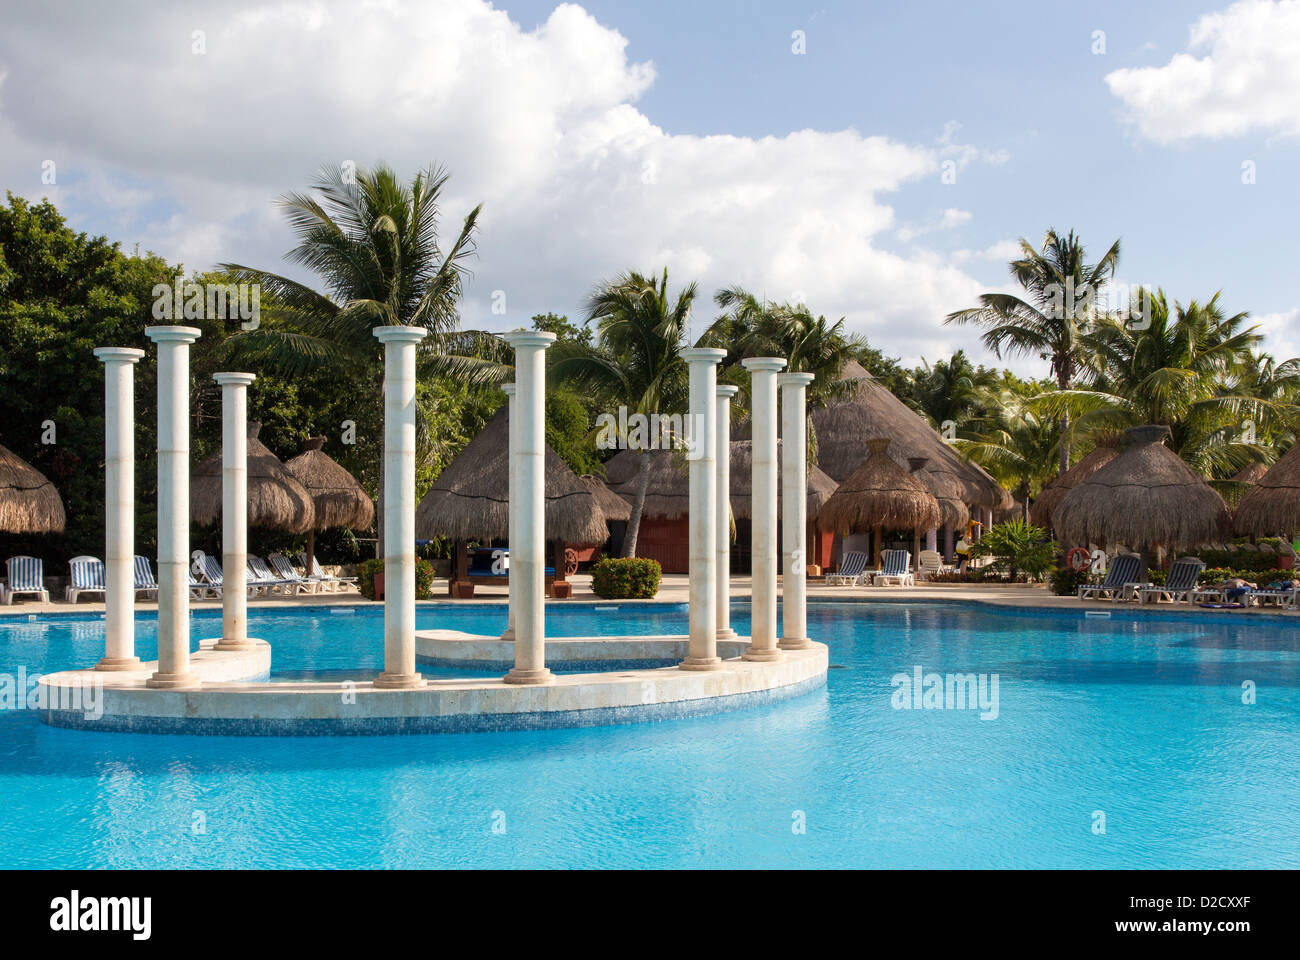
top-left (267, 553), bottom-right (319, 594)
top-left (825, 550), bottom-right (869, 586)
top-left (298, 553), bottom-right (357, 592)
top-left (917, 549), bottom-right (952, 581)
top-left (65, 556), bottom-right (107, 603)
top-left (873, 549), bottom-right (915, 587)
top-left (4, 556), bottom-right (49, 604)
top-left (247, 555), bottom-right (299, 596)
top-left (133, 555), bottom-right (159, 600)
top-left (1139, 557), bottom-right (1205, 604)
top-left (1078, 553), bottom-right (1141, 602)
top-left (197, 554), bottom-right (227, 599)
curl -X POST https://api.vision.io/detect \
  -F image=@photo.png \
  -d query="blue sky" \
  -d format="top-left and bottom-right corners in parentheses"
top-left (1, 0), bottom-right (1296, 371)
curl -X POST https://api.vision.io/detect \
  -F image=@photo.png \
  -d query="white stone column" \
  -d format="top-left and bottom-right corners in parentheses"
top-left (982, 507), bottom-right (993, 540)
top-left (94, 347), bottom-right (145, 671)
top-left (212, 373), bottom-right (257, 650)
top-left (741, 357), bottom-right (786, 661)
top-left (373, 326), bottom-right (428, 689)
top-left (500, 383), bottom-right (517, 641)
top-left (715, 384), bottom-right (739, 639)
top-left (145, 326), bottom-right (201, 689)
top-left (502, 332), bottom-right (555, 685)
top-left (680, 347), bottom-right (727, 670)
top-left (779, 371), bottom-right (815, 651)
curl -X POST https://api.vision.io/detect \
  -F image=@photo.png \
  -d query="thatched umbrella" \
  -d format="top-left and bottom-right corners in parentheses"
top-left (727, 440), bottom-right (838, 521)
top-left (0, 443), bottom-right (66, 534)
top-left (1235, 444), bottom-right (1300, 537)
top-left (285, 436), bottom-right (375, 575)
top-left (578, 475), bottom-right (631, 523)
top-left (1030, 437), bottom-right (1120, 528)
top-left (819, 438), bottom-right (940, 568)
top-left (415, 407), bottom-right (608, 544)
top-left (811, 361), bottom-right (1006, 510)
top-left (191, 422), bottom-right (316, 534)
top-left (1052, 425), bottom-right (1231, 575)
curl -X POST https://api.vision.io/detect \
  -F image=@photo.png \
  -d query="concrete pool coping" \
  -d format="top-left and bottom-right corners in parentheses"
top-left (36, 632), bottom-right (828, 737)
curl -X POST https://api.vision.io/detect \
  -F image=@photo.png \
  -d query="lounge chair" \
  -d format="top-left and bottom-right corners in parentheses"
top-left (873, 549), bottom-right (915, 587)
top-left (247, 555), bottom-right (302, 596)
top-left (1253, 581), bottom-right (1298, 609)
top-left (268, 553), bottom-right (319, 594)
top-left (917, 549), bottom-right (952, 581)
top-left (65, 556), bottom-right (107, 603)
top-left (1078, 553), bottom-right (1141, 602)
top-left (189, 567), bottom-right (215, 600)
top-left (133, 555), bottom-right (159, 600)
top-left (197, 554), bottom-right (227, 599)
top-left (298, 553), bottom-right (357, 592)
top-left (3, 556), bottom-right (49, 604)
top-left (825, 550), bottom-right (868, 586)
top-left (1139, 557), bottom-right (1205, 604)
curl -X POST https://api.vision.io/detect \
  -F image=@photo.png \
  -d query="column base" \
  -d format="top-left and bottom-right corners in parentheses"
top-left (145, 671), bottom-right (200, 689)
top-left (716, 627), bottom-right (737, 639)
top-left (679, 656), bottom-right (723, 671)
top-left (778, 637), bottom-right (813, 650)
top-left (373, 672), bottom-right (426, 689)
top-left (502, 667), bottom-right (555, 685)
top-left (742, 646), bottom-right (783, 662)
top-left (94, 656), bottom-right (141, 672)
top-left (213, 639), bottom-right (258, 652)
top-left (499, 629), bottom-right (515, 641)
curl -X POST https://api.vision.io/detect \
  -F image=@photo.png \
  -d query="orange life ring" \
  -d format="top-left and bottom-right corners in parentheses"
top-left (1067, 547), bottom-right (1092, 572)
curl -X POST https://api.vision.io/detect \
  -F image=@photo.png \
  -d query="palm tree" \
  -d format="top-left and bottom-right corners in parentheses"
top-left (911, 349), bottom-right (995, 432)
top-left (550, 268), bottom-right (696, 557)
top-left (220, 162), bottom-right (506, 554)
top-left (954, 384), bottom-right (1058, 521)
top-left (1037, 290), bottom-right (1270, 477)
top-left (946, 229), bottom-right (1121, 473)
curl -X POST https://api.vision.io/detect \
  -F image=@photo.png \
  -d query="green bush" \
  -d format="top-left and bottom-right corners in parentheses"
top-left (358, 557), bottom-right (435, 601)
top-left (970, 519), bottom-right (1056, 581)
top-left (1199, 567), bottom-right (1294, 584)
top-left (590, 557), bottom-right (661, 599)
top-left (1048, 565), bottom-right (1092, 596)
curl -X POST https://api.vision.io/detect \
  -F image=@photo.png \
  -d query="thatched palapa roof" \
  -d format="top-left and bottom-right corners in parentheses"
top-left (1030, 437), bottom-right (1120, 527)
top-left (415, 407), bottom-right (608, 543)
top-left (811, 361), bottom-right (1006, 510)
top-left (1052, 425), bottom-right (1231, 550)
top-left (579, 475), bottom-right (631, 523)
top-left (285, 436), bottom-right (375, 531)
top-left (1235, 443), bottom-right (1300, 537)
top-left (603, 441), bottom-right (837, 522)
top-left (818, 438), bottom-right (941, 533)
top-left (0, 443), bottom-right (66, 534)
top-left (191, 423), bottom-right (316, 534)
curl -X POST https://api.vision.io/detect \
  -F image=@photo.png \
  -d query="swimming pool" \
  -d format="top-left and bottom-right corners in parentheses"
top-left (2, 600), bottom-right (1297, 868)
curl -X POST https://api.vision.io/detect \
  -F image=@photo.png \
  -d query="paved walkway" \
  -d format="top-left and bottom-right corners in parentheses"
top-left (4, 574), bottom-right (1297, 618)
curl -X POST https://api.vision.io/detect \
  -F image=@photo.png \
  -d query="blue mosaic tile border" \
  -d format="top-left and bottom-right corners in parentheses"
top-left (416, 654), bottom-right (682, 672)
top-left (40, 672), bottom-right (826, 738)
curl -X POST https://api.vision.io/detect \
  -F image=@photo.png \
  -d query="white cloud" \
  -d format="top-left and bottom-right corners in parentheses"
top-left (1254, 308), bottom-right (1300, 361)
top-left (1105, 0), bottom-right (1300, 142)
top-left (0, 0), bottom-right (1011, 367)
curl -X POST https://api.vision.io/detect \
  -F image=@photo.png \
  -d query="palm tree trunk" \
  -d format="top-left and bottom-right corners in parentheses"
top-left (622, 450), bottom-right (651, 558)
top-left (1057, 370), bottom-right (1071, 474)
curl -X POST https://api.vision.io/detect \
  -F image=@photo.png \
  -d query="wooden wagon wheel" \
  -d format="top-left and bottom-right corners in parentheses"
top-left (564, 548), bottom-right (580, 577)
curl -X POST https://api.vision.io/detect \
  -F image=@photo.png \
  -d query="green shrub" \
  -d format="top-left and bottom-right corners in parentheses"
top-left (970, 520), bottom-right (1056, 581)
top-left (1048, 565), bottom-right (1091, 596)
top-left (590, 557), bottom-right (661, 599)
top-left (358, 557), bottom-right (435, 601)
top-left (1199, 567), bottom-right (1294, 584)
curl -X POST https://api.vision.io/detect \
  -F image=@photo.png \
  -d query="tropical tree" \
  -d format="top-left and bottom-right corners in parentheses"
top-left (550, 268), bottom-right (696, 557)
top-left (221, 162), bottom-right (506, 554)
top-left (945, 229), bottom-right (1121, 473)
top-left (909, 349), bottom-right (997, 432)
top-left (1036, 290), bottom-right (1273, 477)
top-left (953, 380), bottom-right (1059, 520)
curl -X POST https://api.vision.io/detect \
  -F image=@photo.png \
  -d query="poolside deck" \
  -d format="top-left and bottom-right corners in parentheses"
top-left (4, 573), bottom-right (1297, 617)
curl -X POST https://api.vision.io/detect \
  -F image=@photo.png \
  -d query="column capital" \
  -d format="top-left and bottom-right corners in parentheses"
top-left (716, 384), bottom-right (740, 399)
top-left (145, 325), bottom-right (202, 344)
top-left (502, 330), bottom-right (556, 350)
top-left (680, 346), bottom-right (727, 365)
top-left (93, 347), bottom-right (145, 364)
top-left (741, 356), bottom-right (786, 373)
top-left (213, 372), bottom-right (257, 387)
top-left (502, 383), bottom-right (517, 397)
top-left (778, 372), bottom-right (815, 388)
top-left (373, 325), bottom-right (429, 344)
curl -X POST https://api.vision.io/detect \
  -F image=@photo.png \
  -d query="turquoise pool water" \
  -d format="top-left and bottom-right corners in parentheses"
top-left (2, 601), bottom-right (1297, 868)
